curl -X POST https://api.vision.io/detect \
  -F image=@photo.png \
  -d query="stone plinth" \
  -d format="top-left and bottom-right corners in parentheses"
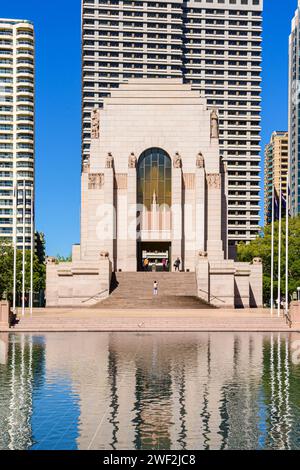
top-left (290, 302), bottom-right (300, 324)
top-left (46, 255), bottom-right (112, 308)
top-left (0, 301), bottom-right (10, 329)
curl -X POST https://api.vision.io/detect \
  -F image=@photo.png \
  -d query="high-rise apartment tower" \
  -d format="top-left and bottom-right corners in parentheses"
top-left (264, 131), bottom-right (289, 225)
top-left (289, 1), bottom-right (300, 217)
top-left (0, 19), bottom-right (35, 249)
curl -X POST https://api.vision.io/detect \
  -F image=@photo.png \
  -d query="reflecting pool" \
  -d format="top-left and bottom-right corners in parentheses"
top-left (0, 332), bottom-right (300, 450)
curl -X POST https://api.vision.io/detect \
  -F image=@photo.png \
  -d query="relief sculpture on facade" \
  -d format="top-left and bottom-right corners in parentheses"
top-left (88, 173), bottom-right (104, 190)
top-left (206, 173), bottom-right (221, 189)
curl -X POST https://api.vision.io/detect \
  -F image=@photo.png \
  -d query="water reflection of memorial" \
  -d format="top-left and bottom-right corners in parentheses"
top-left (0, 333), bottom-right (300, 450)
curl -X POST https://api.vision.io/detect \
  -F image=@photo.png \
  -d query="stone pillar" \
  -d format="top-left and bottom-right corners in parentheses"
top-left (99, 252), bottom-right (112, 298)
top-left (196, 253), bottom-right (210, 303)
top-left (249, 258), bottom-right (263, 308)
top-left (290, 302), bottom-right (300, 324)
top-left (103, 163), bottom-right (115, 268)
top-left (172, 164), bottom-right (183, 270)
top-left (195, 165), bottom-right (206, 254)
top-left (0, 301), bottom-right (10, 330)
top-left (206, 173), bottom-right (224, 260)
top-left (127, 164), bottom-right (137, 272)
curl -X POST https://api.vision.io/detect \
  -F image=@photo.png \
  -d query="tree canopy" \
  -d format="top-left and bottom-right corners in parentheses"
top-left (0, 240), bottom-right (45, 301)
top-left (237, 217), bottom-right (300, 304)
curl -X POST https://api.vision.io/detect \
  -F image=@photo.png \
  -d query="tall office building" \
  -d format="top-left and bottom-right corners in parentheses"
top-left (289, 1), bottom-right (300, 217)
top-left (82, 0), bottom-right (262, 246)
top-left (264, 131), bottom-right (289, 225)
top-left (0, 19), bottom-right (35, 249)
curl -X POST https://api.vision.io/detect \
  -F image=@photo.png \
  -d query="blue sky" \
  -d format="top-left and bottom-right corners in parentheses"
top-left (0, 0), bottom-right (297, 256)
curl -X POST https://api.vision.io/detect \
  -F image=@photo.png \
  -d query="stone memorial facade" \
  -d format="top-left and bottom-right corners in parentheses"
top-left (46, 79), bottom-right (262, 308)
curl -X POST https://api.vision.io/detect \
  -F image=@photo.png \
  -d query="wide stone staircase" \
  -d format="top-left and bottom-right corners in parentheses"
top-left (94, 272), bottom-right (213, 309)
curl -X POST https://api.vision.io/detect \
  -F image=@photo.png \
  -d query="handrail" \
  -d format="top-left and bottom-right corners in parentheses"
top-left (81, 289), bottom-right (108, 304)
top-left (198, 288), bottom-right (226, 304)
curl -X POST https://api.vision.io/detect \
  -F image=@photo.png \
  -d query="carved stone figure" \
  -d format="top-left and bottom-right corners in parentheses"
top-left (207, 173), bottom-right (221, 189)
top-left (46, 256), bottom-right (57, 265)
top-left (89, 173), bottom-right (104, 190)
top-left (128, 152), bottom-right (137, 169)
top-left (91, 107), bottom-right (100, 139)
top-left (252, 257), bottom-right (262, 265)
top-left (100, 251), bottom-right (109, 259)
top-left (173, 152), bottom-right (182, 169)
top-left (106, 152), bottom-right (114, 169)
top-left (196, 152), bottom-right (205, 169)
top-left (198, 251), bottom-right (208, 258)
top-left (211, 109), bottom-right (219, 139)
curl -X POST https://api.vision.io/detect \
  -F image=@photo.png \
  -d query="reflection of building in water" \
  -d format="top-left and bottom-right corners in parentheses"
top-left (0, 334), bottom-right (8, 365)
top-left (43, 332), bottom-right (299, 450)
top-left (45, 333), bottom-right (113, 450)
top-left (0, 334), bottom-right (44, 450)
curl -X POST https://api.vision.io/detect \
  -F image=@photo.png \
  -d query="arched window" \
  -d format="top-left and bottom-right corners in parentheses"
top-left (137, 148), bottom-right (172, 210)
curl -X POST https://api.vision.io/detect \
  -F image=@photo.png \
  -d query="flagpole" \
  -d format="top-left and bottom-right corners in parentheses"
top-left (271, 183), bottom-right (275, 315)
top-left (277, 179), bottom-right (282, 318)
top-left (285, 160), bottom-right (290, 320)
top-left (22, 182), bottom-right (26, 318)
top-left (13, 182), bottom-right (17, 315)
top-left (30, 186), bottom-right (34, 317)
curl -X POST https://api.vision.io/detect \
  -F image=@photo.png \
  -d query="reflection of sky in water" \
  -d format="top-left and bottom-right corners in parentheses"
top-left (0, 332), bottom-right (300, 450)
top-left (31, 377), bottom-right (80, 450)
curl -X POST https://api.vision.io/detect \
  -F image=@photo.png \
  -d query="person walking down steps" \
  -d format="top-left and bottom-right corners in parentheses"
top-left (153, 280), bottom-right (158, 296)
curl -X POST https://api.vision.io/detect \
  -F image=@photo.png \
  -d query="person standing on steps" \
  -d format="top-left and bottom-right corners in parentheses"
top-left (162, 258), bottom-right (167, 272)
top-left (153, 280), bottom-right (158, 296)
top-left (174, 257), bottom-right (181, 272)
top-left (143, 258), bottom-right (149, 271)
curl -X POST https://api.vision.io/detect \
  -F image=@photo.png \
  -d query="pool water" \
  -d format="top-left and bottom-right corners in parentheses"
top-left (0, 332), bottom-right (300, 450)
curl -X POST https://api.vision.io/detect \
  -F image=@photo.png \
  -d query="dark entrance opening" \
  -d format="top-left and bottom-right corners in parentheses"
top-left (138, 242), bottom-right (171, 272)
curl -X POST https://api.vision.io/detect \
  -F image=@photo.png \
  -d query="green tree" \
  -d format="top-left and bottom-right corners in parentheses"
top-left (0, 240), bottom-right (46, 301)
top-left (237, 216), bottom-right (300, 304)
top-left (55, 254), bottom-right (72, 263)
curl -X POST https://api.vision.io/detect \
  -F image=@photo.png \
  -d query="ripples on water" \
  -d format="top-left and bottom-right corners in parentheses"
top-left (0, 332), bottom-right (300, 450)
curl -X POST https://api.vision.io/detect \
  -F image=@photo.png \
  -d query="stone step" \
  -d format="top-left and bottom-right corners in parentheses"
top-left (95, 272), bottom-right (201, 309)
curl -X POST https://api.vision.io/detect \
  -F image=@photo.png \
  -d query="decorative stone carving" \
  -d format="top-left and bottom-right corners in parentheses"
top-left (207, 173), bottom-right (221, 189)
top-left (198, 251), bottom-right (208, 258)
top-left (46, 256), bottom-right (57, 265)
top-left (173, 152), bottom-right (182, 169)
top-left (252, 257), bottom-right (262, 265)
top-left (106, 152), bottom-right (114, 169)
top-left (211, 109), bottom-right (219, 139)
top-left (128, 152), bottom-right (137, 169)
top-left (91, 107), bottom-right (100, 139)
top-left (100, 251), bottom-right (109, 259)
top-left (196, 152), bottom-right (205, 169)
top-left (82, 159), bottom-right (90, 174)
top-left (89, 173), bottom-right (104, 190)
top-left (222, 160), bottom-right (228, 173)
